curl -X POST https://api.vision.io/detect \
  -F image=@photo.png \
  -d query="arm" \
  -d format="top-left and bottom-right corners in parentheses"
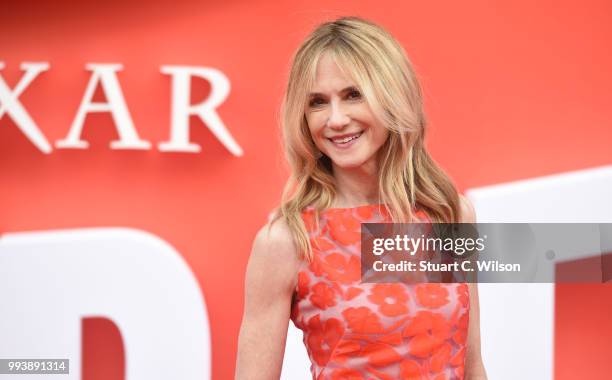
top-left (235, 219), bottom-right (302, 380)
top-left (601, 224), bottom-right (612, 283)
top-left (460, 195), bottom-right (488, 380)
top-left (465, 282), bottom-right (487, 380)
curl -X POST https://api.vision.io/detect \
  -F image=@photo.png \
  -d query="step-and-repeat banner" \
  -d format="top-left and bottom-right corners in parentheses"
top-left (1, 1), bottom-right (611, 379)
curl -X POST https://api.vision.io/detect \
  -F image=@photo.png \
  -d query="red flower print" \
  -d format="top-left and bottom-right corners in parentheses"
top-left (457, 311), bottom-right (469, 329)
top-left (400, 359), bottom-right (424, 380)
top-left (367, 366), bottom-right (397, 380)
top-left (452, 328), bottom-right (467, 346)
top-left (302, 210), bottom-right (318, 233)
top-left (342, 307), bottom-right (384, 334)
top-left (330, 339), bottom-right (362, 364)
top-left (430, 342), bottom-right (452, 373)
top-left (330, 368), bottom-right (364, 380)
top-left (456, 284), bottom-right (469, 307)
top-left (377, 331), bottom-right (403, 346)
top-left (327, 211), bottom-right (362, 245)
top-left (450, 346), bottom-right (466, 367)
top-left (310, 282), bottom-right (337, 310)
top-left (452, 312), bottom-right (469, 345)
top-left (311, 235), bottom-right (335, 251)
top-left (306, 315), bottom-right (344, 366)
top-left (345, 287), bottom-right (363, 301)
top-left (356, 205), bottom-right (374, 220)
top-left (368, 284), bottom-right (409, 317)
top-left (361, 342), bottom-right (402, 367)
top-left (297, 271), bottom-right (310, 299)
top-left (309, 255), bottom-right (325, 277)
top-left (416, 284), bottom-right (449, 309)
top-left (321, 252), bottom-right (361, 284)
top-left (294, 207), bottom-right (469, 379)
top-left (402, 311), bottom-right (451, 358)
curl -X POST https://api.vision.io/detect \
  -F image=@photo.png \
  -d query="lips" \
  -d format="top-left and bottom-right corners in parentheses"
top-left (328, 131), bottom-right (363, 144)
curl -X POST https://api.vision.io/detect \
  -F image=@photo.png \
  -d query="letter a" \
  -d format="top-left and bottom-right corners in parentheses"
top-left (56, 64), bottom-right (151, 150)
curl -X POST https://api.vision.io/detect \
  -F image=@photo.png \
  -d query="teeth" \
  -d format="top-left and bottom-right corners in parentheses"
top-left (333, 132), bottom-right (361, 144)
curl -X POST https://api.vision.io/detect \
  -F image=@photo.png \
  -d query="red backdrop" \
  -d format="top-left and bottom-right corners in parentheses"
top-left (1, 1), bottom-right (611, 379)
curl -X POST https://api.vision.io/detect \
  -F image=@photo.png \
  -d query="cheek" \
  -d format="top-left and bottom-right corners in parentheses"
top-left (366, 130), bottom-right (388, 154)
top-left (365, 120), bottom-right (389, 146)
top-left (306, 114), bottom-right (326, 139)
top-left (376, 128), bottom-right (390, 144)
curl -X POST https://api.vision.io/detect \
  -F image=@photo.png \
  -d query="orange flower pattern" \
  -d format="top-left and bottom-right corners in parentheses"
top-left (416, 284), bottom-right (450, 309)
top-left (291, 204), bottom-right (470, 379)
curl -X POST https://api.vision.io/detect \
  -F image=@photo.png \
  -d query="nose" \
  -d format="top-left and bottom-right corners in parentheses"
top-left (326, 100), bottom-right (350, 130)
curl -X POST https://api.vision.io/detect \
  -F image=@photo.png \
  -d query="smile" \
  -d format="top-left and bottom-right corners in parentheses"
top-left (328, 131), bottom-right (364, 148)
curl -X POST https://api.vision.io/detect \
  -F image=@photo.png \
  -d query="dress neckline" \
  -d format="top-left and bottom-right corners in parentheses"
top-left (303, 203), bottom-right (429, 222)
top-left (304, 203), bottom-right (387, 213)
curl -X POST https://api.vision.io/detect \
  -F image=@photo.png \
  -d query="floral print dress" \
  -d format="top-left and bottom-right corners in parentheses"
top-left (290, 204), bottom-right (470, 380)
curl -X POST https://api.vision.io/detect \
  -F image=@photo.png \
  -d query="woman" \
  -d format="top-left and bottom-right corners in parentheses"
top-left (236, 16), bottom-right (487, 380)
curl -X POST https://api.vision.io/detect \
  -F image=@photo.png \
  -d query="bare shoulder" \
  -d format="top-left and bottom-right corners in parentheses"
top-left (459, 194), bottom-right (477, 223)
top-left (252, 218), bottom-right (300, 263)
top-left (246, 218), bottom-right (302, 293)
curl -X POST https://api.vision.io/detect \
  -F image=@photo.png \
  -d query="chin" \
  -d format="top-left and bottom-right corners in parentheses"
top-left (328, 156), bottom-right (369, 169)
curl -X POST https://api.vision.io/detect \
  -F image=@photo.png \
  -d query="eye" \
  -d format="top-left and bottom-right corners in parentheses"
top-left (309, 97), bottom-right (325, 107)
top-left (347, 89), bottom-right (362, 99)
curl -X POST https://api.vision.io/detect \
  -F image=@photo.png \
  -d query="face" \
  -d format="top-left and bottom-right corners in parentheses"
top-left (305, 52), bottom-right (389, 171)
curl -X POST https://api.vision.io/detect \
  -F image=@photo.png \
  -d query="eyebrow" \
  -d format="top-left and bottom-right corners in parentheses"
top-left (308, 86), bottom-right (359, 98)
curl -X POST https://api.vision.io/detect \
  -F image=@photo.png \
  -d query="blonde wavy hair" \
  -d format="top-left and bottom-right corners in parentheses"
top-left (268, 16), bottom-right (461, 261)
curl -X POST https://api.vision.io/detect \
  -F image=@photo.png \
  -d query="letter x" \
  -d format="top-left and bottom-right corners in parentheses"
top-left (0, 62), bottom-right (51, 153)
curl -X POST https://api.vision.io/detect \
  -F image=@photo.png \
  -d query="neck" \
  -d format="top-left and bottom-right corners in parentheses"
top-left (330, 158), bottom-right (381, 207)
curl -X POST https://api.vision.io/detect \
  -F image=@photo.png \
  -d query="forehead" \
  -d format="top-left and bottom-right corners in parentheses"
top-left (310, 52), bottom-right (355, 94)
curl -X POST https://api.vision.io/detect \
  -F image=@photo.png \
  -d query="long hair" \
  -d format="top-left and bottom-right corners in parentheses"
top-left (268, 16), bottom-right (461, 261)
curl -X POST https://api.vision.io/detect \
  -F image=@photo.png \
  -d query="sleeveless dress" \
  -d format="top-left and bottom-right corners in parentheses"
top-left (290, 204), bottom-right (470, 380)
